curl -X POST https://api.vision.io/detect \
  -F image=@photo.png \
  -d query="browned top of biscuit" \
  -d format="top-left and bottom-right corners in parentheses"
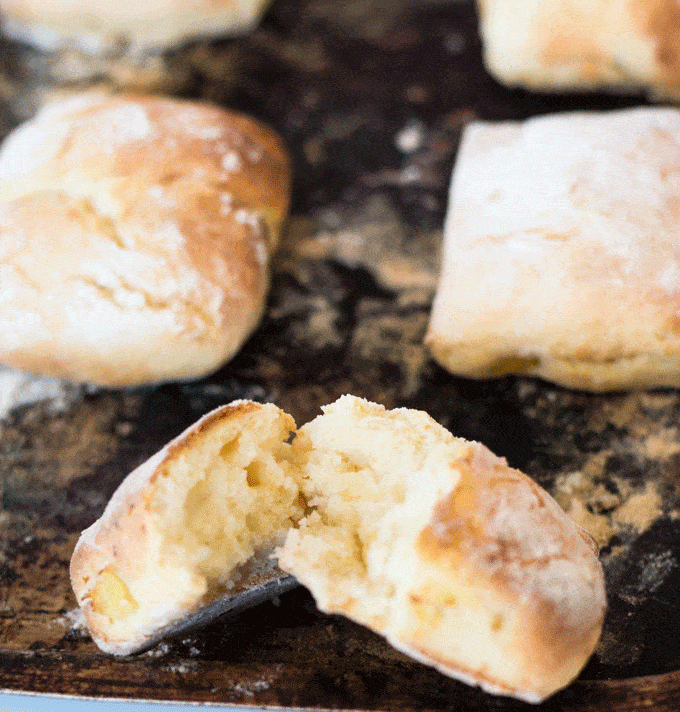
top-left (0, 93), bottom-right (291, 385)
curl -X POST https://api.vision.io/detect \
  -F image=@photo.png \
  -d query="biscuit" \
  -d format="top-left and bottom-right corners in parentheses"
top-left (0, 93), bottom-right (291, 387)
top-left (0, 0), bottom-right (273, 52)
top-left (477, 0), bottom-right (680, 100)
top-left (279, 395), bottom-right (606, 703)
top-left (426, 107), bottom-right (680, 391)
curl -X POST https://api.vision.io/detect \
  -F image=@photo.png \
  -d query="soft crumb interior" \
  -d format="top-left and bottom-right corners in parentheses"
top-left (280, 397), bottom-right (463, 620)
top-left (152, 408), bottom-right (304, 592)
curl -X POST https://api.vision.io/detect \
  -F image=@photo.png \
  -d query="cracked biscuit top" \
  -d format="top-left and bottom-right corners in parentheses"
top-left (0, 92), bottom-right (291, 387)
top-left (426, 106), bottom-right (680, 392)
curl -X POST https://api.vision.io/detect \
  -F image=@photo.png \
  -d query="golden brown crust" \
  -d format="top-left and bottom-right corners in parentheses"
top-left (477, 0), bottom-right (680, 100)
top-left (426, 107), bottom-right (680, 391)
top-left (411, 446), bottom-right (605, 700)
top-left (70, 399), bottom-right (297, 655)
top-left (0, 93), bottom-right (291, 386)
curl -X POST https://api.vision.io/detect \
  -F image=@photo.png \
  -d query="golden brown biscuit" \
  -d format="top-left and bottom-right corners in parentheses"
top-left (0, 93), bottom-right (291, 387)
top-left (279, 395), bottom-right (606, 704)
top-left (70, 400), bottom-right (303, 655)
top-left (477, 0), bottom-right (680, 100)
top-left (426, 107), bottom-right (680, 391)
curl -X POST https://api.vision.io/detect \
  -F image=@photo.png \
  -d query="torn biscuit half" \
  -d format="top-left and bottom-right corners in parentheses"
top-left (70, 400), bottom-right (303, 655)
top-left (279, 395), bottom-right (606, 704)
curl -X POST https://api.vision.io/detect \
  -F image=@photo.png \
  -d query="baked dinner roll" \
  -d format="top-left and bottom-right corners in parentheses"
top-left (426, 107), bottom-right (680, 392)
top-left (0, 0), bottom-right (273, 52)
top-left (71, 395), bottom-right (605, 701)
top-left (279, 396), bottom-right (606, 704)
top-left (476, 0), bottom-right (680, 100)
top-left (70, 400), bottom-right (304, 656)
top-left (0, 93), bottom-right (291, 387)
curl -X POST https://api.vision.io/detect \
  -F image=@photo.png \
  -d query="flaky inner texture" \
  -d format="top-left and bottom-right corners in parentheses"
top-left (280, 404), bottom-right (462, 624)
top-left (87, 409), bottom-right (306, 641)
top-left (154, 415), bottom-right (304, 593)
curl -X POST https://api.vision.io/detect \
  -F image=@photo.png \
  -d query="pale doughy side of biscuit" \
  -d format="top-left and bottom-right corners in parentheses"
top-left (70, 400), bottom-right (303, 656)
top-left (0, 0), bottom-right (272, 51)
top-left (426, 107), bottom-right (680, 392)
top-left (477, 0), bottom-right (680, 100)
top-left (277, 396), bottom-right (606, 704)
top-left (0, 93), bottom-right (291, 387)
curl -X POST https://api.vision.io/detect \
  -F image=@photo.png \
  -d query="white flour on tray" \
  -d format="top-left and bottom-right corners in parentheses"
top-left (0, 366), bottom-right (90, 419)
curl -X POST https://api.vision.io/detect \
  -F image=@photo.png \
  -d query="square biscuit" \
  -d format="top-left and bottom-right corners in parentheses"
top-left (477, 0), bottom-right (680, 101)
top-left (426, 107), bottom-right (680, 392)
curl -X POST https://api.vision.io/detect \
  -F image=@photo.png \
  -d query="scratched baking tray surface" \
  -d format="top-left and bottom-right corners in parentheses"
top-left (1, 1), bottom-right (680, 710)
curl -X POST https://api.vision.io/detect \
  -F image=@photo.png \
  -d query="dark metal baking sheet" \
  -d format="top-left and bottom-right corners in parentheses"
top-left (2, 1), bottom-right (680, 709)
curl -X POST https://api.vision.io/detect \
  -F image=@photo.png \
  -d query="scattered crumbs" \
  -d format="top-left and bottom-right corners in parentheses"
top-left (351, 303), bottom-right (430, 397)
top-left (406, 84), bottom-right (430, 103)
top-left (400, 165), bottom-right (421, 183)
top-left (612, 481), bottom-right (662, 533)
top-left (115, 421), bottom-right (134, 437)
top-left (232, 678), bottom-right (273, 697)
top-left (319, 208), bottom-right (341, 230)
top-left (270, 292), bottom-right (344, 350)
top-left (554, 468), bottom-right (664, 548)
top-left (164, 662), bottom-right (196, 674)
top-left (641, 429), bottom-right (680, 460)
top-left (395, 121), bottom-right (424, 154)
top-left (637, 549), bottom-right (676, 594)
top-left (596, 627), bottom-right (643, 667)
top-left (146, 642), bottom-right (170, 657)
top-left (280, 195), bottom-right (440, 294)
top-left (443, 31), bottom-right (466, 54)
top-left (55, 607), bottom-right (87, 633)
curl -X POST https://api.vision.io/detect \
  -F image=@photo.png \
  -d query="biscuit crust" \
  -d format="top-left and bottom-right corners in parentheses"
top-left (477, 0), bottom-right (680, 100)
top-left (426, 107), bottom-right (680, 391)
top-left (0, 93), bottom-right (291, 386)
top-left (0, 0), bottom-right (273, 51)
